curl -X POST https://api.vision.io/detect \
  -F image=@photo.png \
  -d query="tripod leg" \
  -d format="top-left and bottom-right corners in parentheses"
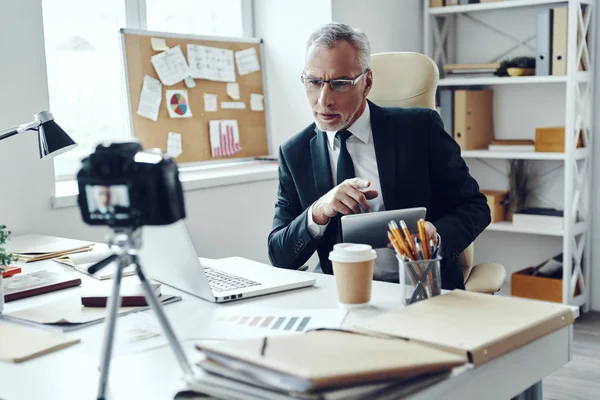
top-left (97, 255), bottom-right (125, 400)
top-left (130, 254), bottom-right (194, 378)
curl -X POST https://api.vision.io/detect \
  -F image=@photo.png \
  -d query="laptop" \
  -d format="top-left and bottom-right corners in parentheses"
top-left (341, 207), bottom-right (427, 249)
top-left (138, 220), bottom-right (316, 303)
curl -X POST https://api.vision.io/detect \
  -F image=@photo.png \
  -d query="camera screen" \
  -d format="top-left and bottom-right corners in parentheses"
top-left (85, 185), bottom-right (131, 221)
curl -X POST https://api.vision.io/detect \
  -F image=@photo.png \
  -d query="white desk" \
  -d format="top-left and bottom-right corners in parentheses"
top-left (0, 258), bottom-right (577, 400)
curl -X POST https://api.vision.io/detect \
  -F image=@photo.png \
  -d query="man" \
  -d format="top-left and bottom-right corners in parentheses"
top-left (268, 23), bottom-right (490, 290)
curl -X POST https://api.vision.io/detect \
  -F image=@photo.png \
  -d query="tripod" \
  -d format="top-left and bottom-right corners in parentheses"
top-left (88, 228), bottom-right (194, 400)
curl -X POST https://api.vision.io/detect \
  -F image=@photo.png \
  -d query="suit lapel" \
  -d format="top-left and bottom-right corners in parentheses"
top-left (310, 127), bottom-right (334, 198)
top-left (370, 101), bottom-right (398, 211)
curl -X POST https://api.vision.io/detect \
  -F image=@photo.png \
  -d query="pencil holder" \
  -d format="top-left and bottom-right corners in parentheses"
top-left (397, 256), bottom-right (442, 306)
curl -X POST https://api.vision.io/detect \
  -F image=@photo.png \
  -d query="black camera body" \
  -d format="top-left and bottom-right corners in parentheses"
top-left (77, 142), bottom-right (186, 228)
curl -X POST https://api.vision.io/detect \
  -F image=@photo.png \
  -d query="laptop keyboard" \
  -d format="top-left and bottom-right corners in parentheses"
top-left (203, 266), bottom-right (261, 292)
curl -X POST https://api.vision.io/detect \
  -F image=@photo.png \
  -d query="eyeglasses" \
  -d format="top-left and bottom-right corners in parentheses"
top-left (300, 69), bottom-right (369, 93)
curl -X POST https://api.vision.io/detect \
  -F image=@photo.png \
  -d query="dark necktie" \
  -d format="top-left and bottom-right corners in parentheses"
top-left (335, 130), bottom-right (355, 185)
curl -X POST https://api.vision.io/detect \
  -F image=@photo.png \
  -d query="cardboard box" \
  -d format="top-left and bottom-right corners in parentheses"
top-left (535, 127), bottom-right (584, 152)
top-left (511, 266), bottom-right (580, 303)
top-left (481, 190), bottom-right (507, 222)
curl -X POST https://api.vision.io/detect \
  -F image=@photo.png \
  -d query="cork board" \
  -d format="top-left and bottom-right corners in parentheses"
top-left (121, 29), bottom-right (269, 164)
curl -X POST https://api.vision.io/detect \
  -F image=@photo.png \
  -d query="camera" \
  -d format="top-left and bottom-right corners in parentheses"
top-left (77, 142), bottom-right (186, 228)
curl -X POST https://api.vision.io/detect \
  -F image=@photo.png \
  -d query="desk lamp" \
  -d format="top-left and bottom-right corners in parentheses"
top-left (0, 110), bottom-right (77, 158)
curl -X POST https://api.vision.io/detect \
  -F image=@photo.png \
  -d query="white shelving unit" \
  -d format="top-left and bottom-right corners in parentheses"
top-left (424, 0), bottom-right (595, 310)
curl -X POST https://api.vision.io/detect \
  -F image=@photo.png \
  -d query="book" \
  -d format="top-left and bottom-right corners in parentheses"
top-left (443, 63), bottom-right (500, 73)
top-left (490, 139), bottom-right (535, 145)
top-left (81, 283), bottom-right (161, 307)
top-left (512, 207), bottom-right (565, 231)
top-left (3, 270), bottom-right (82, 302)
top-left (53, 245), bottom-right (136, 280)
top-left (488, 144), bottom-right (535, 152)
top-left (1, 265), bottom-right (21, 278)
top-left (4, 234), bottom-right (95, 263)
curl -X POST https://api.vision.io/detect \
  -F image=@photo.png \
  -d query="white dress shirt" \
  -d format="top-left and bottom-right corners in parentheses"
top-left (307, 105), bottom-right (385, 238)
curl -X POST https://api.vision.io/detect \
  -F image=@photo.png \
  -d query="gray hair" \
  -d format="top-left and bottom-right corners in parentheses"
top-left (306, 22), bottom-right (371, 70)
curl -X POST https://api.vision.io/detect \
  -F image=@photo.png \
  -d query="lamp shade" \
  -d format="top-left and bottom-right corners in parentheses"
top-left (37, 118), bottom-right (77, 159)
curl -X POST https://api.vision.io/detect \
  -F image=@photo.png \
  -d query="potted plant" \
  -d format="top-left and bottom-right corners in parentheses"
top-left (0, 225), bottom-right (17, 313)
top-left (496, 56), bottom-right (536, 77)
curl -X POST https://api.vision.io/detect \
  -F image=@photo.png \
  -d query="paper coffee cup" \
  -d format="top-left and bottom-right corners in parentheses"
top-left (329, 243), bottom-right (377, 308)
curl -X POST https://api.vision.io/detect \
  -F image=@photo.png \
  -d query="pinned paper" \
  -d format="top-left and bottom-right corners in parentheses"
top-left (184, 76), bottom-right (196, 88)
top-left (235, 47), bottom-right (261, 76)
top-left (226, 83), bottom-right (240, 100)
top-left (137, 75), bottom-right (162, 121)
top-left (250, 94), bottom-right (264, 111)
top-left (151, 45), bottom-right (191, 86)
top-left (209, 120), bottom-right (241, 157)
top-left (187, 44), bottom-right (236, 82)
top-left (167, 132), bottom-right (182, 158)
top-left (166, 90), bottom-right (192, 118)
top-left (204, 93), bottom-right (218, 112)
top-left (221, 102), bottom-right (246, 109)
top-left (151, 37), bottom-right (169, 51)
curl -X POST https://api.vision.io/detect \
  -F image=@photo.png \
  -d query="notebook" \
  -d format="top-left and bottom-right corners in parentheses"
top-left (3, 270), bottom-right (82, 302)
top-left (353, 290), bottom-right (575, 366)
top-left (1, 265), bottom-right (21, 278)
top-left (196, 330), bottom-right (467, 392)
top-left (4, 234), bottom-right (95, 263)
top-left (0, 321), bottom-right (80, 363)
top-left (53, 245), bottom-right (136, 280)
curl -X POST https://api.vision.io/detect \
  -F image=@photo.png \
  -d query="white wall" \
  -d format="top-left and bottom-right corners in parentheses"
top-left (332, 0), bottom-right (423, 54)
top-left (0, 0), bottom-right (277, 266)
top-left (253, 0), bottom-right (333, 151)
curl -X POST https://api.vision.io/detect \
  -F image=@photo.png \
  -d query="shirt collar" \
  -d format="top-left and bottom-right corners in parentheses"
top-left (325, 103), bottom-right (371, 148)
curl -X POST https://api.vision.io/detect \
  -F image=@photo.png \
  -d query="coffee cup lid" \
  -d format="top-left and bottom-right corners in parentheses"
top-left (329, 243), bottom-right (377, 263)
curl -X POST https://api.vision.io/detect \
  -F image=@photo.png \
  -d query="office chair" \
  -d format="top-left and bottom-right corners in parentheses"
top-left (367, 51), bottom-right (506, 294)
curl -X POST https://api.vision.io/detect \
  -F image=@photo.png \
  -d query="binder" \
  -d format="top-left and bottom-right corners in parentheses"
top-left (552, 7), bottom-right (568, 76)
top-left (453, 89), bottom-right (493, 150)
top-left (439, 89), bottom-right (454, 136)
top-left (353, 290), bottom-right (574, 366)
top-left (536, 8), bottom-right (553, 76)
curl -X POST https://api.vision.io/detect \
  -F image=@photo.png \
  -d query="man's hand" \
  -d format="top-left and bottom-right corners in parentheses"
top-left (423, 221), bottom-right (439, 246)
top-left (312, 178), bottom-right (379, 225)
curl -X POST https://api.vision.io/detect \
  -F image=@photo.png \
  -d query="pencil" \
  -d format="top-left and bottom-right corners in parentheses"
top-left (388, 221), bottom-right (415, 259)
top-left (417, 219), bottom-right (430, 259)
top-left (400, 220), bottom-right (418, 259)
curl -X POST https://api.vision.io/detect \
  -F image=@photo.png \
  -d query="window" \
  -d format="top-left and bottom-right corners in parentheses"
top-left (146, 0), bottom-right (244, 38)
top-left (41, 0), bottom-right (246, 180)
top-left (42, 0), bottom-right (128, 178)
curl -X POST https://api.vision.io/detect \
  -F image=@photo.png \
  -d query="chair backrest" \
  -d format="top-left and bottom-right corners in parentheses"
top-left (368, 52), bottom-right (439, 109)
top-left (367, 52), bottom-right (473, 283)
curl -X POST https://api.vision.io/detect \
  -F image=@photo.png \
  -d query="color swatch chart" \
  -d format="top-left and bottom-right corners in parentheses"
top-left (196, 309), bottom-right (347, 340)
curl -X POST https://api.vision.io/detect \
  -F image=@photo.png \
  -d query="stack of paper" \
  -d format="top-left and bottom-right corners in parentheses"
top-left (5, 234), bottom-right (95, 263)
top-left (190, 330), bottom-right (465, 399)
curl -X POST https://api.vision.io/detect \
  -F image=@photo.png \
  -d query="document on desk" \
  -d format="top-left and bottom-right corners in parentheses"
top-left (3, 294), bottom-right (181, 332)
top-left (53, 244), bottom-right (136, 280)
top-left (5, 234), bottom-right (95, 262)
top-left (189, 308), bottom-right (347, 341)
top-left (0, 321), bottom-right (80, 363)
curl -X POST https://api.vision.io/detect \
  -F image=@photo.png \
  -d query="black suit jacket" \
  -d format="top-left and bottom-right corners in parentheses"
top-left (267, 101), bottom-right (491, 290)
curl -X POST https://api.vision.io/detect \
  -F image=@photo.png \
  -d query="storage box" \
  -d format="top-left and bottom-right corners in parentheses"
top-left (535, 127), bottom-right (584, 152)
top-left (481, 190), bottom-right (507, 222)
top-left (511, 266), bottom-right (580, 303)
top-left (430, 0), bottom-right (444, 7)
